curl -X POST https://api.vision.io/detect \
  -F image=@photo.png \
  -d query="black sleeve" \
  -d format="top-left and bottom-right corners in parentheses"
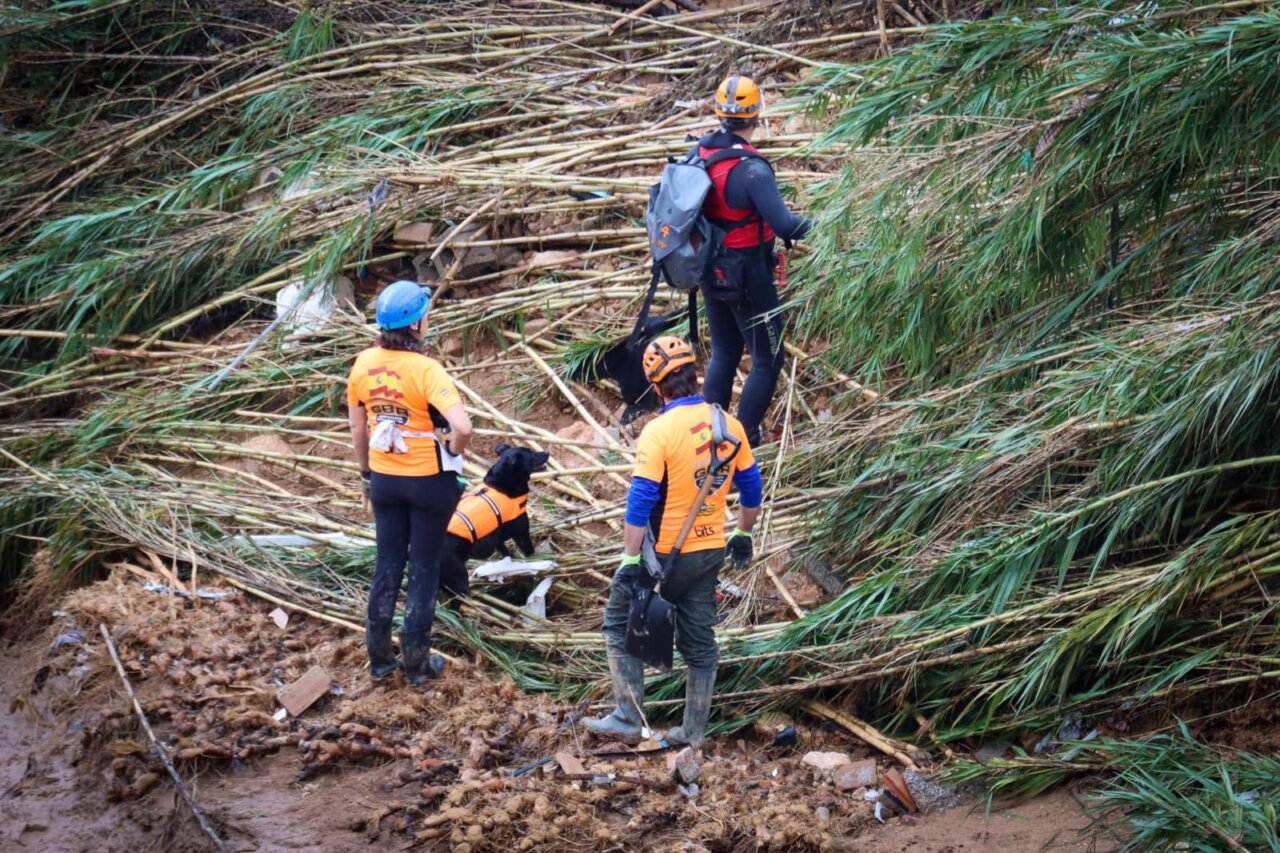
top-left (725, 158), bottom-right (813, 242)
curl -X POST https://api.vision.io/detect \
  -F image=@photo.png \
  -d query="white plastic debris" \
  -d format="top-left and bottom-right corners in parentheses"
top-left (230, 531), bottom-right (374, 549)
top-left (473, 556), bottom-right (555, 581)
top-left (522, 577), bottom-right (554, 618)
top-left (717, 578), bottom-right (747, 598)
top-left (275, 274), bottom-right (354, 341)
top-left (269, 608), bottom-right (289, 630)
top-left (142, 580), bottom-right (235, 600)
top-left (50, 629), bottom-right (87, 649)
top-left (864, 788), bottom-right (885, 823)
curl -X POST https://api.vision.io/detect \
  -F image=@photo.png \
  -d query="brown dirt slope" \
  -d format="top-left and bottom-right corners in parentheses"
top-left (1, 579), bottom-right (1119, 852)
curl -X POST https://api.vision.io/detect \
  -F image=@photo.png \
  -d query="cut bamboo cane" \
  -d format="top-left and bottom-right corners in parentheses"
top-left (804, 699), bottom-right (927, 770)
top-left (100, 624), bottom-right (230, 853)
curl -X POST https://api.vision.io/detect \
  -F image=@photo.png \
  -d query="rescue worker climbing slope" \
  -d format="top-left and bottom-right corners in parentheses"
top-left (347, 280), bottom-right (473, 684)
top-left (697, 75), bottom-right (814, 447)
top-left (583, 336), bottom-right (763, 747)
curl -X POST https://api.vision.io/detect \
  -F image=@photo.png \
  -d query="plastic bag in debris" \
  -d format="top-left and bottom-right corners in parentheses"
top-left (50, 629), bottom-right (87, 649)
top-left (275, 274), bottom-right (354, 341)
top-left (473, 556), bottom-right (555, 581)
top-left (142, 580), bottom-right (235, 600)
top-left (230, 531), bottom-right (373, 548)
top-left (522, 577), bottom-right (554, 618)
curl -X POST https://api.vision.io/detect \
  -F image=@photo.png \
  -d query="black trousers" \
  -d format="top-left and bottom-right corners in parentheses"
top-left (702, 244), bottom-right (784, 446)
top-left (368, 472), bottom-right (459, 635)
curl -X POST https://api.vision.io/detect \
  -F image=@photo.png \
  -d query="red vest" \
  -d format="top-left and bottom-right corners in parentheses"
top-left (699, 143), bottom-right (775, 249)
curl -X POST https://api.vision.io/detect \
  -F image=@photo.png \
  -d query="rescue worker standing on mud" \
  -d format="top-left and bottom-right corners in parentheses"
top-left (584, 337), bottom-right (763, 747)
top-left (347, 280), bottom-right (473, 684)
top-left (698, 75), bottom-right (814, 447)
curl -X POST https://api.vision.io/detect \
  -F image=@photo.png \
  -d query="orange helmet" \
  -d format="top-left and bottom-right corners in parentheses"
top-left (643, 336), bottom-right (696, 384)
top-left (714, 75), bottom-right (763, 120)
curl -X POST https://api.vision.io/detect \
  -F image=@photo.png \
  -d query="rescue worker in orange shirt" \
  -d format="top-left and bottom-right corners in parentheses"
top-left (347, 280), bottom-right (473, 684)
top-left (583, 337), bottom-right (763, 747)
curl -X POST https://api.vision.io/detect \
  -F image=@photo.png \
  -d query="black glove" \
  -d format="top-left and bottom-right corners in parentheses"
top-left (726, 529), bottom-right (753, 570)
top-left (361, 470), bottom-right (372, 501)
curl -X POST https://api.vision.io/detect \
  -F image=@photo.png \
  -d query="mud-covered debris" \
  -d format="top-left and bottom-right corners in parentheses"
top-left (865, 787), bottom-right (898, 823)
top-left (50, 629), bottom-right (87, 649)
top-left (393, 222), bottom-right (435, 245)
top-left (276, 665), bottom-right (331, 716)
top-left (771, 725), bottom-right (799, 747)
top-left (555, 751), bottom-right (585, 776)
top-left (975, 739), bottom-right (1012, 762)
top-left (802, 751), bottom-right (851, 783)
top-left (903, 767), bottom-right (964, 814)
top-left (881, 767), bottom-right (919, 813)
top-left (835, 758), bottom-right (876, 792)
top-left (756, 710), bottom-right (796, 740)
top-left (668, 747), bottom-right (701, 785)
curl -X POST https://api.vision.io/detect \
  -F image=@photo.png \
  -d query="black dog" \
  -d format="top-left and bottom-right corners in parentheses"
top-left (567, 306), bottom-right (689, 424)
top-left (439, 443), bottom-right (550, 601)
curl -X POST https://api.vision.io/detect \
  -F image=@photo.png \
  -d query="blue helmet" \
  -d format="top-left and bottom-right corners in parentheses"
top-left (375, 280), bottom-right (431, 330)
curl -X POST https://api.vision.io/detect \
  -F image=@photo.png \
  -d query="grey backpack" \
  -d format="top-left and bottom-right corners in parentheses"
top-left (645, 148), bottom-right (763, 290)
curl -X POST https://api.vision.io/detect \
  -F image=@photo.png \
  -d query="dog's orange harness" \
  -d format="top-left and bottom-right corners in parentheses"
top-left (447, 486), bottom-right (528, 543)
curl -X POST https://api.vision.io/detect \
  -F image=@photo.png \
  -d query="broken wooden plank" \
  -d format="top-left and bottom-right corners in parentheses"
top-left (276, 665), bottom-right (331, 717)
top-left (555, 751), bottom-right (586, 776)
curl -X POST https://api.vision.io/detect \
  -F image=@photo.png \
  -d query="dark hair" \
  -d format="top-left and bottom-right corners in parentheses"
top-left (656, 363), bottom-right (699, 400)
top-left (720, 117), bottom-right (758, 134)
top-left (377, 327), bottom-right (421, 351)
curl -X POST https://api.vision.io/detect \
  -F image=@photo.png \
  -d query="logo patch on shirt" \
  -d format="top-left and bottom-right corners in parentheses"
top-left (369, 366), bottom-right (406, 401)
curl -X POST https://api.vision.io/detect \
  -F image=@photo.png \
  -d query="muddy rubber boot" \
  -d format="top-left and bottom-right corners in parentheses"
top-left (582, 654), bottom-right (645, 742)
top-left (665, 666), bottom-right (716, 748)
top-left (366, 618), bottom-right (400, 679)
top-left (399, 629), bottom-right (445, 685)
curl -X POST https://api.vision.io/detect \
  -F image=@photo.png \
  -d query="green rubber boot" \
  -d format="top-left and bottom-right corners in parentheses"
top-left (665, 667), bottom-right (716, 748)
top-left (582, 654), bottom-right (646, 742)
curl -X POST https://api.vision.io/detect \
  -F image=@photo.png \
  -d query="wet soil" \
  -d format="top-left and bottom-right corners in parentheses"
top-left (1, 580), bottom-right (1118, 852)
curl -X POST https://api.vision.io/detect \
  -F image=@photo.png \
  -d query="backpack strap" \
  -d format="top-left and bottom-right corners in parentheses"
top-left (703, 148), bottom-right (771, 235)
top-left (702, 148), bottom-right (767, 168)
top-left (625, 260), bottom-right (663, 353)
top-left (687, 287), bottom-right (701, 352)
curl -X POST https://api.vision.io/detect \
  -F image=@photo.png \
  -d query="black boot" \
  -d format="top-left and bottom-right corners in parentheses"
top-left (366, 618), bottom-right (400, 679)
top-left (399, 629), bottom-right (445, 685)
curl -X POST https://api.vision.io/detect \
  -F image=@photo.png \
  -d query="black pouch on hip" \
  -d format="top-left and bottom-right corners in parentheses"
top-left (702, 248), bottom-right (747, 301)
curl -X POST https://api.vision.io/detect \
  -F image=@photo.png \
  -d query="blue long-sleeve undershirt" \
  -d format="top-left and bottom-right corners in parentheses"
top-left (625, 477), bottom-right (662, 527)
top-left (734, 462), bottom-right (763, 509)
top-left (624, 462), bottom-right (763, 528)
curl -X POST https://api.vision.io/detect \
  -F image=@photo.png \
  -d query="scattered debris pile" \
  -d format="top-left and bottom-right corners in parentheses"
top-left (25, 578), bottom-right (965, 850)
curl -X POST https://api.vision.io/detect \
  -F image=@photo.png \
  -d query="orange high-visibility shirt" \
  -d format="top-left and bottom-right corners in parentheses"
top-left (632, 400), bottom-right (755, 553)
top-left (346, 347), bottom-right (460, 477)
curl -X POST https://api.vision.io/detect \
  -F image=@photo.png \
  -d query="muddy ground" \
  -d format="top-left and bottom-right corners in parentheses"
top-left (0, 579), bottom-right (1121, 852)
